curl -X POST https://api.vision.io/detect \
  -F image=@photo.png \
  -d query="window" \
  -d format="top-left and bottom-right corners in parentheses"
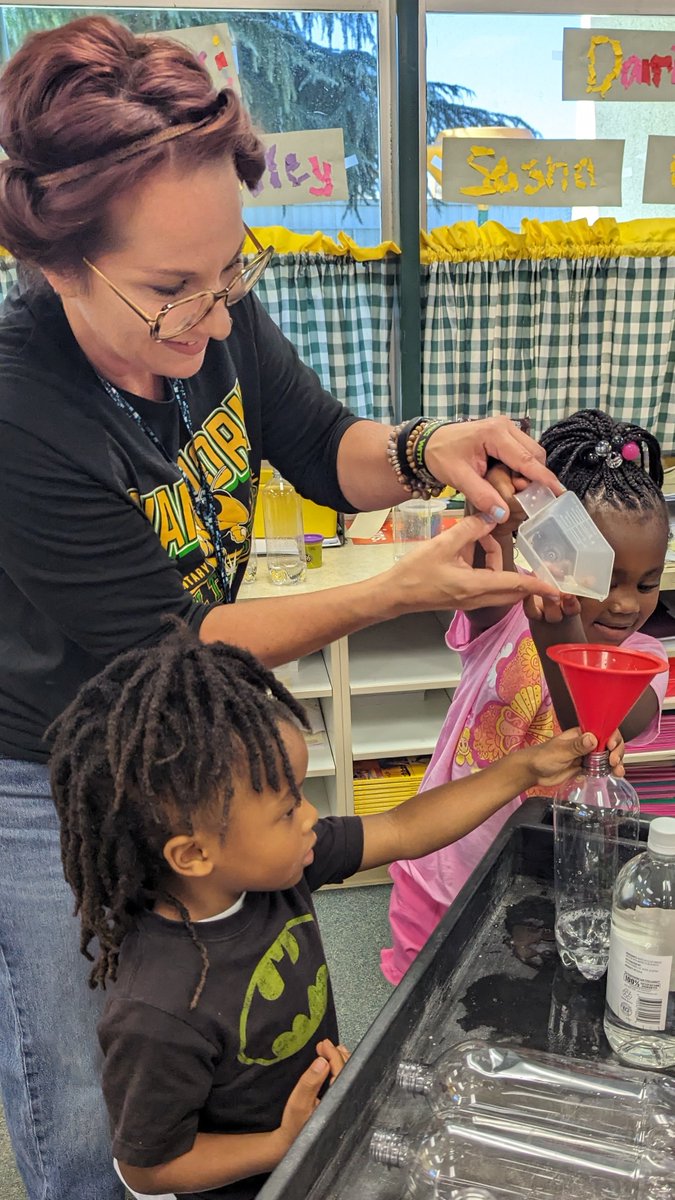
top-left (0, 6), bottom-right (384, 241)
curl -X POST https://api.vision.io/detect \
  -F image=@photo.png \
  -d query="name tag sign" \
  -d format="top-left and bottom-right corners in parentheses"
top-left (564, 27), bottom-right (675, 102)
top-left (247, 129), bottom-right (348, 206)
top-left (441, 138), bottom-right (624, 207)
top-left (643, 136), bottom-right (675, 203)
top-left (165, 23), bottom-right (241, 95)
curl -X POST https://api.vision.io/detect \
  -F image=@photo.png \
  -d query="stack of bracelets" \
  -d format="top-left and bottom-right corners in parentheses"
top-left (386, 417), bottom-right (452, 500)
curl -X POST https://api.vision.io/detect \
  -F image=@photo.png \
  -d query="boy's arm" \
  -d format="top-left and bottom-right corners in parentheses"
top-left (526, 595), bottom-right (660, 742)
top-left (120, 1053), bottom-right (334, 1195)
top-left (358, 728), bottom-right (622, 871)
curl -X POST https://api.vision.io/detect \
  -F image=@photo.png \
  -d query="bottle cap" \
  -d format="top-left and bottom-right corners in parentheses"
top-left (648, 817), bottom-right (675, 856)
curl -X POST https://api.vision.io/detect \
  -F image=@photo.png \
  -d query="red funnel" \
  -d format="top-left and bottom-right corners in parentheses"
top-left (547, 644), bottom-right (668, 749)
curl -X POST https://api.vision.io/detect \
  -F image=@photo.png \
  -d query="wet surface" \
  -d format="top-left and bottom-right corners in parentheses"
top-left (259, 824), bottom-right (639, 1200)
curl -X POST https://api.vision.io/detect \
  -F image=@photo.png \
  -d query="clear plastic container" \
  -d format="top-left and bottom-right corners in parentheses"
top-left (369, 1112), bottom-right (675, 1199)
top-left (605, 817), bottom-right (675, 1069)
top-left (261, 470), bottom-right (306, 585)
top-left (396, 1038), bottom-right (675, 1155)
top-left (393, 498), bottom-right (446, 559)
top-left (515, 483), bottom-right (614, 600)
top-left (554, 751), bottom-right (640, 980)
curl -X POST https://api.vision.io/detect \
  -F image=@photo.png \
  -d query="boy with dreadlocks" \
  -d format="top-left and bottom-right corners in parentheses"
top-left (382, 408), bottom-right (670, 985)
top-left (49, 623), bottom-right (613, 1200)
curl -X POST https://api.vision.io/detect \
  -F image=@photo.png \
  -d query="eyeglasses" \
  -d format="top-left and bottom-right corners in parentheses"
top-left (83, 225), bottom-right (272, 342)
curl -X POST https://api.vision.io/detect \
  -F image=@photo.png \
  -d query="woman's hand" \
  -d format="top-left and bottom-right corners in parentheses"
top-left (523, 727), bottom-right (625, 789)
top-left (424, 416), bottom-right (563, 521)
top-left (385, 514), bottom-right (562, 614)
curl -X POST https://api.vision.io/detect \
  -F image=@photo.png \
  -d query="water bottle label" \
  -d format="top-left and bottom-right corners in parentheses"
top-left (606, 931), bottom-right (671, 1031)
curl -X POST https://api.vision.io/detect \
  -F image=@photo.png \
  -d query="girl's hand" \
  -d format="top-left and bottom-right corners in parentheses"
top-left (523, 727), bottom-right (625, 789)
top-left (466, 464), bottom-right (528, 539)
top-left (423, 416), bottom-right (563, 522)
top-left (388, 514), bottom-right (562, 614)
top-left (524, 593), bottom-right (582, 623)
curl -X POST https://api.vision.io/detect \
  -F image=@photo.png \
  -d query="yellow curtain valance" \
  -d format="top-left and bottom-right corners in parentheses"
top-left (6, 217), bottom-right (675, 265)
top-left (422, 217), bottom-right (675, 263)
top-left (244, 226), bottom-right (400, 260)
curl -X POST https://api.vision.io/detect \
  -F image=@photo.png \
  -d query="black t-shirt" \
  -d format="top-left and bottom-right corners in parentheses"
top-left (0, 285), bottom-right (359, 761)
top-left (97, 816), bottom-right (364, 1200)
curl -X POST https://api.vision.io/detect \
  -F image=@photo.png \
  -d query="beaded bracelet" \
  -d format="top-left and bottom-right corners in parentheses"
top-left (386, 416), bottom-right (447, 499)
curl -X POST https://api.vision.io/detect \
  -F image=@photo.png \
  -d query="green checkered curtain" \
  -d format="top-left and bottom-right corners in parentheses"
top-left (422, 256), bottom-right (675, 453)
top-left (0, 252), bottom-right (397, 423)
top-left (255, 254), bottom-right (397, 422)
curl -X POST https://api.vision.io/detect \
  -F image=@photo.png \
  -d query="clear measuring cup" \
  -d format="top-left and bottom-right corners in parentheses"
top-left (515, 483), bottom-right (614, 600)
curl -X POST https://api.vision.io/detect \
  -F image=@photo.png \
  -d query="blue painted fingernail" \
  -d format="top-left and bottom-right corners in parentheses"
top-left (478, 512), bottom-right (496, 525)
top-left (491, 506), bottom-right (507, 520)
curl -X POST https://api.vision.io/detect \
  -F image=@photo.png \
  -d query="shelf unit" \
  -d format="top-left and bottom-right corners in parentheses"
top-left (244, 542), bottom-right (675, 885)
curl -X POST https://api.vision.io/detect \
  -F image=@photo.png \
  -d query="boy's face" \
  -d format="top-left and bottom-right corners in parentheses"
top-left (579, 508), bottom-right (667, 645)
top-left (204, 721), bottom-right (319, 898)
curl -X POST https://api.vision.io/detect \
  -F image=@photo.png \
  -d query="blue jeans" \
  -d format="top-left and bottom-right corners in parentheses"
top-left (0, 758), bottom-right (123, 1200)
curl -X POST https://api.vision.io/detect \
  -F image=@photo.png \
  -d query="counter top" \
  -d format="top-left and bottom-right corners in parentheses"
top-left (242, 538), bottom-right (675, 598)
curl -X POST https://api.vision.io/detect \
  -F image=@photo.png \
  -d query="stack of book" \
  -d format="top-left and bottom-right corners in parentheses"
top-left (353, 757), bottom-right (429, 815)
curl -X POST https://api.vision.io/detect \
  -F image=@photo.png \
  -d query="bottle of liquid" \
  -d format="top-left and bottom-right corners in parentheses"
top-left (553, 750), bottom-right (639, 980)
top-left (604, 817), bottom-right (675, 1070)
top-left (396, 1038), bottom-right (675, 1155)
top-left (242, 530), bottom-right (257, 584)
top-left (369, 1112), bottom-right (675, 1199)
top-left (261, 470), bottom-right (306, 586)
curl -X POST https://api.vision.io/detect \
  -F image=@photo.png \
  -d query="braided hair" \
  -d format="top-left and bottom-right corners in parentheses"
top-left (540, 409), bottom-right (666, 520)
top-left (49, 623), bottom-right (308, 1008)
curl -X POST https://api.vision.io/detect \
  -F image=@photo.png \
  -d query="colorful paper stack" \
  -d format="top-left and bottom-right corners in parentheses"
top-left (625, 709), bottom-right (675, 815)
top-left (353, 757), bottom-right (429, 815)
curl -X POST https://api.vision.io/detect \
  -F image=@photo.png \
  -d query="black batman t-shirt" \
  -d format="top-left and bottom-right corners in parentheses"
top-left (0, 284), bottom-right (359, 760)
top-left (98, 815), bottom-right (364, 1200)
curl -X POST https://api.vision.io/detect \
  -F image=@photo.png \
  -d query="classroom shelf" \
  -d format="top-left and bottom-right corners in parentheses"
top-left (306, 738), bottom-right (336, 778)
top-left (304, 776), bottom-right (333, 819)
top-left (349, 612), bottom-right (461, 695)
top-left (350, 689), bottom-right (452, 760)
top-left (289, 652), bottom-right (332, 699)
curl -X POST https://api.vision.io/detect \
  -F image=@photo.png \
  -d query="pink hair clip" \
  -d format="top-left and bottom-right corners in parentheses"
top-left (621, 441), bottom-right (641, 462)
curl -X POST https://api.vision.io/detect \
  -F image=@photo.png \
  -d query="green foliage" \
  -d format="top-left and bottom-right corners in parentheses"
top-left (0, 7), bottom-right (535, 210)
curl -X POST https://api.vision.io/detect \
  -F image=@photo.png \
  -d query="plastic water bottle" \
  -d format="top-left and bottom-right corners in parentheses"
top-left (261, 470), bottom-right (306, 585)
top-left (553, 750), bottom-right (639, 980)
top-left (370, 1112), bottom-right (675, 1199)
top-left (396, 1038), bottom-right (675, 1154)
top-left (604, 817), bottom-right (675, 1069)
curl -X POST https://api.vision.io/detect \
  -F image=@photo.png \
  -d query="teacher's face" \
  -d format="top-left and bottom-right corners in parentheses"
top-left (51, 156), bottom-right (245, 385)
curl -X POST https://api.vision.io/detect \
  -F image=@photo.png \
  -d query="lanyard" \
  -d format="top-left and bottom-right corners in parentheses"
top-left (97, 373), bottom-right (235, 604)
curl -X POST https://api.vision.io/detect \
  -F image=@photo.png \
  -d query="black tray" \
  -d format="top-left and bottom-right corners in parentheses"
top-left (258, 799), bottom-right (645, 1200)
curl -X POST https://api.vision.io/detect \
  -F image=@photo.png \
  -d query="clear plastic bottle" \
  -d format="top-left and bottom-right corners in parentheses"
top-left (369, 1112), bottom-right (675, 1199)
top-left (261, 470), bottom-right (306, 585)
top-left (604, 817), bottom-right (675, 1070)
top-left (553, 750), bottom-right (640, 980)
top-left (397, 1038), bottom-right (675, 1155)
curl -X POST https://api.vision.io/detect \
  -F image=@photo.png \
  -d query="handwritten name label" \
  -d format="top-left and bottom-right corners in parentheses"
top-left (564, 27), bottom-right (675, 102)
top-left (441, 138), bottom-right (624, 207)
top-left (247, 129), bottom-right (348, 206)
top-left (165, 23), bottom-right (241, 95)
top-left (643, 136), bottom-right (675, 203)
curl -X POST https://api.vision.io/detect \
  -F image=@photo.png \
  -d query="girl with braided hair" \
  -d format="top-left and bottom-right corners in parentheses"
top-left (383, 409), bottom-right (670, 986)
top-left (49, 624), bottom-right (609, 1200)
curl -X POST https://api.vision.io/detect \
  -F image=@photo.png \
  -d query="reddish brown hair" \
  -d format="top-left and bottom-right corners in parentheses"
top-left (0, 16), bottom-right (265, 273)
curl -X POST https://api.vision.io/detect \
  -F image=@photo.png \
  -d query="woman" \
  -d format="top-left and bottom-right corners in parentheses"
top-left (0, 18), bottom-right (562, 1200)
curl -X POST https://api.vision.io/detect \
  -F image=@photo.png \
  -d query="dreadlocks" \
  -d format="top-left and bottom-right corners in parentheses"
top-left (49, 623), bottom-right (308, 1007)
top-left (540, 409), bottom-right (665, 519)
